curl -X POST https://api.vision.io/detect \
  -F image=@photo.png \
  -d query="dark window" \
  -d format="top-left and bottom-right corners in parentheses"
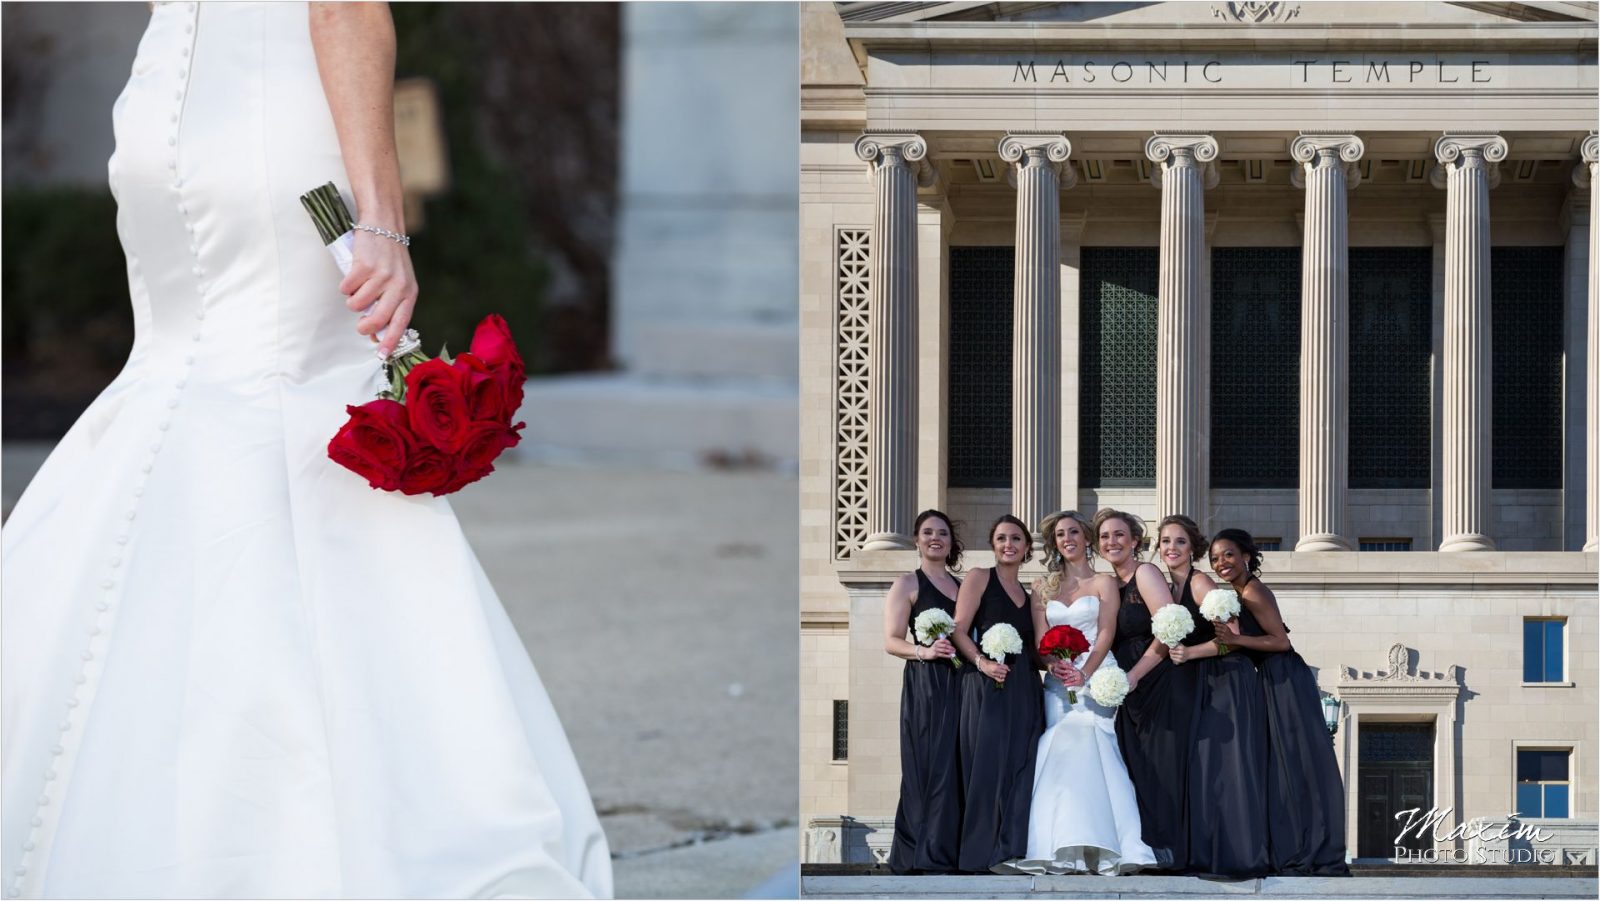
top-left (1350, 248), bottom-right (1433, 489)
top-left (1080, 247), bottom-right (1158, 486)
top-left (1210, 248), bottom-right (1301, 488)
top-left (1359, 539), bottom-right (1413, 552)
top-left (1516, 749), bottom-right (1571, 818)
top-left (1492, 247), bottom-right (1564, 489)
top-left (1522, 618), bottom-right (1566, 683)
top-left (1255, 538), bottom-right (1283, 552)
top-left (832, 699), bottom-right (849, 761)
top-left (948, 247), bottom-right (1014, 488)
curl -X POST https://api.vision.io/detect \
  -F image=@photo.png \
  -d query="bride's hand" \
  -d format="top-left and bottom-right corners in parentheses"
top-left (341, 229), bottom-right (419, 358)
top-left (1058, 665), bottom-right (1085, 688)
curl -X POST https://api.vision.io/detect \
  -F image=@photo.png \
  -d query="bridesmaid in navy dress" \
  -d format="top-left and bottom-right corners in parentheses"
top-left (884, 510), bottom-right (966, 874)
top-left (1099, 508), bottom-right (1190, 872)
top-left (1160, 515), bottom-right (1270, 878)
top-left (1211, 528), bottom-right (1350, 876)
top-left (952, 515), bottom-right (1045, 873)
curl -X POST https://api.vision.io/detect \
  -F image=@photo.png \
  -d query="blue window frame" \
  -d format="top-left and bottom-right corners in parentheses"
top-left (1515, 749), bottom-right (1571, 818)
top-left (1523, 619), bottom-right (1566, 683)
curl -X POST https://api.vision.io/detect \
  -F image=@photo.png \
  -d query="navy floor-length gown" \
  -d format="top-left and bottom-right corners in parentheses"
top-left (888, 569), bottom-right (964, 874)
top-left (1237, 582), bottom-right (1350, 876)
top-left (1111, 571), bottom-right (1194, 871)
top-left (957, 571), bottom-right (1043, 873)
top-left (1177, 570), bottom-right (1270, 878)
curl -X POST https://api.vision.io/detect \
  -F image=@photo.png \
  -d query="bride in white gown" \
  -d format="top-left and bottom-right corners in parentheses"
top-left (1, 4), bottom-right (611, 897)
top-left (1004, 511), bottom-right (1155, 876)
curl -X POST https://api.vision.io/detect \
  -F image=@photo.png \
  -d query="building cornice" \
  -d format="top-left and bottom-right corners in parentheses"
top-left (843, 22), bottom-right (1598, 58)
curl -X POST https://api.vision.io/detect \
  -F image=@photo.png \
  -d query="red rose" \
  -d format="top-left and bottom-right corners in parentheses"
top-left (459, 422), bottom-right (518, 471)
top-left (404, 357), bottom-right (473, 452)
top-left (468, 315), bottom-right (525, 411)
top-left (397, 445), bottom-right (456, 497)
top-left (454, 353), bottom-right (509, 424)
top-left (327, 400), bottom-right (414, 491)
top-left (1039, 624), bottom-right (1090, 661)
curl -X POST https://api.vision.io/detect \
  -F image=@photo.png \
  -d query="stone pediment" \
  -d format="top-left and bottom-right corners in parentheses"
top-left (837, 1), bottom-right (1598, 25)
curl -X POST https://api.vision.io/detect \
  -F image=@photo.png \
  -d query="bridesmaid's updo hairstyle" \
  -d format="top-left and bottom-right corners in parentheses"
top-left (1156, 514), bottom-right (1208, 563)
top-left (912, 508), bottom-right (964, 572)
top-left (1210, 528), bottom-right (1264, 576)
top-left (988, 514), bottom-right (1033, 564)
top-left (1091, 507), bottom-right (1150, 560)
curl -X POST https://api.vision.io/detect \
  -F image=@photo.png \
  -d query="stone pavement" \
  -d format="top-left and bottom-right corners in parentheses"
top-left (1, 444), bottom-right (799, 899)
top-left (800, 873), bottom-right (1599, 899)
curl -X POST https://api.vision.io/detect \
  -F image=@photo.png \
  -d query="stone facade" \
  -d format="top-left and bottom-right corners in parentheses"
top-left (800, 0), bottom-right (1599, 866)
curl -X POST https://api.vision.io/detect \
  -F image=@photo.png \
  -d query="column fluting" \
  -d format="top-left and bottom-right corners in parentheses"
top-left (1582, 134), bottom-right (1599, 552)
top-left (855, 134), bottom-right (928, 551)
top-left (1001, 134), bottom-right (1073, 539)
top-left (1292, 134), bottom-right (1364, 552)
top-left (1146, 134), bottom-right (1218, 524)
top-left (1434, 133), bottom-right (1507, 552)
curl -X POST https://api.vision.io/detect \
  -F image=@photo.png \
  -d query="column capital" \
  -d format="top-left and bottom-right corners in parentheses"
top-left (1291, 133), bottom-right (1365, 190)
top-left (1000, 133), bottom-right (1077, 189)
top-left (1145, 133), bottom-right (1219, 189)
top-left (1575, 132), bottom-right (1598, 189)
top-left (1431, 133), bottom-right (1508, 189)
top-left (855, 132), bottom-right (936, 187)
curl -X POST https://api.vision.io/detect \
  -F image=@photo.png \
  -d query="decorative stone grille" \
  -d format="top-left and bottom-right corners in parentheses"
top-left (948, 246), bottom-right (1016, 489)
top-left (1492, 246), bottom-right (1565, 489)
top-left (1080, 247), bottom-right (1160, 486)
top-left (834, 228), bottom-right (871, 559)
top-left (1210, 247), bottom-right (1301, 488)
top-left (1350, 248), bottom-right (1432, 489)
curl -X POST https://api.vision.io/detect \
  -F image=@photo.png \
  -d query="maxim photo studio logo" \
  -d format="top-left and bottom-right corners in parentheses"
top-left (1391, 808), bottom-right (1582, 864)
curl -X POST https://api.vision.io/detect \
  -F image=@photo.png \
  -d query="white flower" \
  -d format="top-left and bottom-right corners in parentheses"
top-left (1150, 603), bottom-right (1195, 648)
top-left (980, 623), bottom-right (1024, 663)
top-left (1088, 666), bottom-right (1131, 707)
top-left (1199, 587), bottom-right (1241, 623)
top-left (913, 608), bottom-right (956, 646)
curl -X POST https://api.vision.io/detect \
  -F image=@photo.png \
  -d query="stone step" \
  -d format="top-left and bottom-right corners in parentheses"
top-left (511, 373), bottom-right (797, 470)
top-left (623, 320), bottom-right (797, 384)
top-left (799, 873), bottom-right (1599, 899)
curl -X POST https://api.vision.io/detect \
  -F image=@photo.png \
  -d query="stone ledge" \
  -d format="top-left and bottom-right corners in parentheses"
top-left (830, 550), bottom-right (1598, 585)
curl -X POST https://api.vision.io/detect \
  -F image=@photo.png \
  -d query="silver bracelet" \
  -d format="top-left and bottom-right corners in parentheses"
top-left (352, 223), bottom-right (412, 247)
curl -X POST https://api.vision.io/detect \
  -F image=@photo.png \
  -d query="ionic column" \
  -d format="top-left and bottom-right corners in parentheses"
top-left (1146, 134), bottom-right (1218, 523)
top-left (1292, 134), bottom-right (1364, 552)
top-left (1001, 133), bottom-right (1074, 540)
top-left (856, 134), bottom-right (932, 551)
top-left (1432, 133), bottom-right (1507, 552)
top-left (1582, 134), bottom-right (1599, 552)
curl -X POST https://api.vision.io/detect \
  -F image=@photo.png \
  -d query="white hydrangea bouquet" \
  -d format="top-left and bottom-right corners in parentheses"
top-left (1199, 587), bottom-right (1241, 623)
top-left (912, 608), bottom-right (961, 668)
top-left (979, 623), bottom-right (1023, 689)
top-left (1150, 603), bottom-right (1195, 648)
top-left (1088, 666), bottom-right (1131, 707)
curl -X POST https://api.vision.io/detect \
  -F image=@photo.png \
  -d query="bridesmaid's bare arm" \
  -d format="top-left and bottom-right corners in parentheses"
top-left (308, 2), bottom-right (419, 357)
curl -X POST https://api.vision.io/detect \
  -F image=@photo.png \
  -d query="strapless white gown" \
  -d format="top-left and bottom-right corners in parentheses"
top-left (1, 4), bottom-right (611, 897)
top-left (1006, 598), bottom-right (1156, 875)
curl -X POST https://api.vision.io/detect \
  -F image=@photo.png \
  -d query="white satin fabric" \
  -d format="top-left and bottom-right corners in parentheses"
top-left (1, 4), bottom-right (611, 897)
top-left (1007, 598), bottom-right (1156, 876)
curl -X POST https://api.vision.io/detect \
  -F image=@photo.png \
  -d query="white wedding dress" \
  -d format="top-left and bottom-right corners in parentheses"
top-left (1, 4), bottom-right (611, 898)
top-left (1006, 598), bottom-right (1156, 875)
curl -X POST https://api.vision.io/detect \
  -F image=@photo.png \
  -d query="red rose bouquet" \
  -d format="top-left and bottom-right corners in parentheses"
top-left (326, 316), bottom-right (526, 496)
top-left (304, 183), bottom-right (525, 496)
top-left (1039, 624), bottom-right (1091, 703)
